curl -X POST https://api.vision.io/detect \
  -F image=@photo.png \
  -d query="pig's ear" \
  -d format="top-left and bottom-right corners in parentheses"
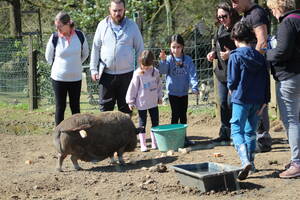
top-left (62, 124), bottom-right (92, 132)
top-left (70, 124), bottom-right (93, 131)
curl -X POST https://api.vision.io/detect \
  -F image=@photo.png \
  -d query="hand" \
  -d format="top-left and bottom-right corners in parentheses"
top-left (91, 74), bottom-right (99, 82)
top-left (220, 46), bottom-right (231, 61)
top-left (128, 105), bottom-right (135, 111)
top-left (159, 50), bottom-right (167, 61)
top-left (256, 104), bottom-right (266, 116)
top-left (158, 99), bottom-right (162, 105)
top-left (206, 51), bottom-right (215, 62)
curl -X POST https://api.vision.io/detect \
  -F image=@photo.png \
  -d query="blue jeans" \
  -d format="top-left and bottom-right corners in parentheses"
top-left (231, 103), bottom-right (260, 156)
top-left (276, 74), bottom-right (300, 164)
top-left (218, 81), bottom-right (231, 132)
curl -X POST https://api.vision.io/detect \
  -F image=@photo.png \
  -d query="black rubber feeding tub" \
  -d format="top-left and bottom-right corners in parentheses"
top-left (171, 162), bottom-right (242, 192)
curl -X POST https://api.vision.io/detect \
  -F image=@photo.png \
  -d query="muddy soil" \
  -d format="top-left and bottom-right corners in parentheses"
top-left (0, 108), bottom-right (299, 200)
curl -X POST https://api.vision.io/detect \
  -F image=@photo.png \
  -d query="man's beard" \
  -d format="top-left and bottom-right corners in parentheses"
top-left (112, 14), bottom-right (125, 25)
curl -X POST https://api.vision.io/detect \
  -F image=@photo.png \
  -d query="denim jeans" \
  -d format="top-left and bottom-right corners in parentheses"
top-left (231, 103), bottom-right (260, 156)
top-left (276, 74), bottom-right (300, 164)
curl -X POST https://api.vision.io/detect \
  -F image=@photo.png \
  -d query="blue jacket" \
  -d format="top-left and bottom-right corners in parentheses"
top-left (227, 47), bottom-right (270, 105)
top-left (90, 16), bottom-right (144, 76)
top-left (158, 55), bottom-right (198, 96)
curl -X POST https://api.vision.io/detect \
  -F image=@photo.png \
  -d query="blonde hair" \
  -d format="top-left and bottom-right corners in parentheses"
top-left (267, 0), bottom-right (295, 12)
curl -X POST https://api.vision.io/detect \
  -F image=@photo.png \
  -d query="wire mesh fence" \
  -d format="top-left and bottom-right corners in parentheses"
top-left (0, 28), bottom-right (215, 111)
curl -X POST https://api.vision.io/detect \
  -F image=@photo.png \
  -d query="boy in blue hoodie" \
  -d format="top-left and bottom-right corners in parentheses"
top-left (227, 21), bottom-right (270, 180)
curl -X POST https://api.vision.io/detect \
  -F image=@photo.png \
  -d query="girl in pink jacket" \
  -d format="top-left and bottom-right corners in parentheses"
top-left (126, 50), bottom-right (163, 152)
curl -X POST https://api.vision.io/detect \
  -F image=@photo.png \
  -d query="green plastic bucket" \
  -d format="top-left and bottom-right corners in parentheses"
top-left (151, 124), bottom-right (188, 152)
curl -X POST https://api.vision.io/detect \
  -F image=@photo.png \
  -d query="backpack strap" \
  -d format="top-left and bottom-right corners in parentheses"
top-left (75, 29), bottom-right (84, 46)
top-left (51, 30), bottom-right (85, 65)
top-left (51, 32), bottom-right (59, 65)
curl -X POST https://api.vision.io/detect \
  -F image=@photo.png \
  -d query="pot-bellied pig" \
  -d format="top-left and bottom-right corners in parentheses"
top-left (53, 111), bottom-right (137, 171)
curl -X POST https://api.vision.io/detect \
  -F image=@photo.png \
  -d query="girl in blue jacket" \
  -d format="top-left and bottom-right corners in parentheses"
top-left (158, 34), bottom-right (199, 147)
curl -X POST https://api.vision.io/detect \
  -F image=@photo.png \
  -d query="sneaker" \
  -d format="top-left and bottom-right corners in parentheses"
top-left (238, 164), bottom-right (252, 180)
top-left (279, 163), bottom-right (300, 178)
top-left (284, 161), bottom-right (291, 170)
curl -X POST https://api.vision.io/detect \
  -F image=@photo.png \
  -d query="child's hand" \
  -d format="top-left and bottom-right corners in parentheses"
top-left (158, 99), bottom-right (162, 105)
top-left (128, 105), bottom-right (135, 111)
top-left (159, 50), bottom-right (167, 61)
top-left (206, 51), bottom-right (216, 62)
top-left (220, 46), bottom-right (231, 61)
top-left (256, 104), bottom-right (266, 116)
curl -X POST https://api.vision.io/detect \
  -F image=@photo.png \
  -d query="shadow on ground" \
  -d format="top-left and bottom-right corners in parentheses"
top-left (88, 156), bottom-right (178, 172)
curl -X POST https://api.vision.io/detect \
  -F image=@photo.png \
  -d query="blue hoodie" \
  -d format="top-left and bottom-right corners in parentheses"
top-left (158, 55), bottom-right (198, 96)
top-left (227, 47), bottom-right (270, 105)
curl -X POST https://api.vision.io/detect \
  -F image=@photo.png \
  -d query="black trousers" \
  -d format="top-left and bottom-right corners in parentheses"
top-left (52, 79), bottom-right (82, 126)
top-left (169, 95), bottom-right (188, 124)
top-left (99, 71), bottom-right (133, 114)
top-left (138, 106), bottom-right (159, 133)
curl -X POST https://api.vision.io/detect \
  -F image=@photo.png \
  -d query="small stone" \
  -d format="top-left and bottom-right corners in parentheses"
top-left (141, 167), bottom-right (148, 171)
top-left (167, 150), bottom-right (174, 156)
top-left (149, 166), bottom-right (157, 172)
top-left (144, 179), bottom-right (155, 185)
top-left (156, 163), bottom-right (167, 173)
top-left (25, 160), bottom-right (33, 165)
top-left (160, 153), bottom-right (166, 157)
top-left (10, 195), bottom-right (19, 199)
top-left (38, 155), bottom-right (45, 159)
top-left (33, 185), bottom-right (42, 190)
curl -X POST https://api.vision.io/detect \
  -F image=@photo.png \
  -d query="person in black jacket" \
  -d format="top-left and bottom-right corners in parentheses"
top-left (207, 2), bottom-right (240, 143)
top-left (266, 0), bottom-right (300, 179)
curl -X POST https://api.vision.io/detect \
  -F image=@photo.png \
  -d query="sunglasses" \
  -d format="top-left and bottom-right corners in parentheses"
top-left (217, 15), bottom-right (228, 20)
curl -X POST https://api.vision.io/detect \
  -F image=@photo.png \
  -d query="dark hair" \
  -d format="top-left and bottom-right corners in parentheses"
top-left (55, 11), bottom-right (74, 28)
top-left (111, 0), bottom-right (126, 7)
top-left (170, 34), bottom-right (185, 47)
top-left (215, 2), bottom-right (241, 27)
top-left (231, 21), bottom-right (256, 43)
top-left (139, 50), bottom-right (155, 66)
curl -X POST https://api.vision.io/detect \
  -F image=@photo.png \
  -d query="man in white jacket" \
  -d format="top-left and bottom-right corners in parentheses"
top-left (90, 0), bottom-right (144, 114)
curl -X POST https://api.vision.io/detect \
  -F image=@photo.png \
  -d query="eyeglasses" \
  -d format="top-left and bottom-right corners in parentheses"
top-left (217, 15), bottom-right (228, 20)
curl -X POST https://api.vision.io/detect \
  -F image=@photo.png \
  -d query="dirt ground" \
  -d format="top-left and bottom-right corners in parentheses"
top-left (0, 107), bottom-right (299, 200)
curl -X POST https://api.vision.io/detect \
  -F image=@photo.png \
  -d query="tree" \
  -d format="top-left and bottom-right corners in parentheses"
top-left (3, 0), bottom-right (22, 38)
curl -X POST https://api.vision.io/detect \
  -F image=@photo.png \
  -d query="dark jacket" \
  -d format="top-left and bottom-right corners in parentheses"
top-left (213, 25), bottom-right (236, 83)
top-left (227, 47), bottom-right (270, 105)
top-left (266, 9), bottom-right (300, 81)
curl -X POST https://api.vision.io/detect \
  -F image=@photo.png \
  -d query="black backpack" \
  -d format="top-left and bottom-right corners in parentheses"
top-left (51, 29), bottom-right (84, 64)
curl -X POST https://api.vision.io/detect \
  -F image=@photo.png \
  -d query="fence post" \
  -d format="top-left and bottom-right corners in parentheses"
top-left (212, 39), bottom-right (220, 119)
top-left (28, 35), bottom-right (38, 110)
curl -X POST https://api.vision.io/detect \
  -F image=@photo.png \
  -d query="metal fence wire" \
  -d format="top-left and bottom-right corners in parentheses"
top-left (0, 28), bottom-right (215, 110)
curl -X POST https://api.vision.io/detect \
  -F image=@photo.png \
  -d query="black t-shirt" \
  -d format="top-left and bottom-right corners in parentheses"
top-left (241, 4), bottom-right (270, 33)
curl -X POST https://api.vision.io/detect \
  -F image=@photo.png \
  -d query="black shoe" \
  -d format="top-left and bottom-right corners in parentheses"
top-left (238, 164), bottom-right (252, 180)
